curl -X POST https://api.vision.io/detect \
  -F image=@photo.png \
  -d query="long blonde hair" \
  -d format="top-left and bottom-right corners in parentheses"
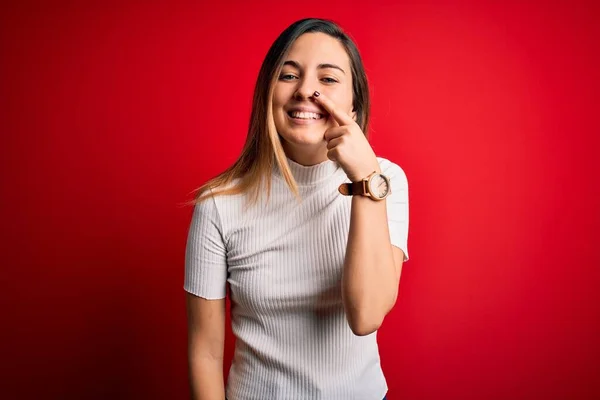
top-left (185, 18), bottom-right (371, 207)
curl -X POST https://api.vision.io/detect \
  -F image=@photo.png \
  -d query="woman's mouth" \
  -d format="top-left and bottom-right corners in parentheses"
top-left (286, 110), bottom-right (328, 125)
top-left (287, 110), bottom-right (325, 120)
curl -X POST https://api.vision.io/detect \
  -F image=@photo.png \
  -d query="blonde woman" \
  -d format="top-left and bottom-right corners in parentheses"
top-left (184, 18), bottom-right (409, 400)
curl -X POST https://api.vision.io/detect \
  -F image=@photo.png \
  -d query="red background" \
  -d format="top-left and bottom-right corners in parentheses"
top-left (1, 1), bottom-right (599, 399)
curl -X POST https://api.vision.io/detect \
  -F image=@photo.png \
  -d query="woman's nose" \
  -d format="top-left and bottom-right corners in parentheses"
top-left (293, 78), bottom-right (317, 100)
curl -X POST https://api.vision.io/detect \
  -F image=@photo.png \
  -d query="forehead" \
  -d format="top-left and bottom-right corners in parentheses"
top-left (285, 32), bottom-right (350, 69)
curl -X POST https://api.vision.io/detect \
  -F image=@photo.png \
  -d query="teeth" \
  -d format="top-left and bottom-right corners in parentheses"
top-left (290, 111), bottom-right (322, 119)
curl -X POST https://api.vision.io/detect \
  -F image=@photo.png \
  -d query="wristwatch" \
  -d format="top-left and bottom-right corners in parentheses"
top-left (338, 171), bottom-right (391, 201)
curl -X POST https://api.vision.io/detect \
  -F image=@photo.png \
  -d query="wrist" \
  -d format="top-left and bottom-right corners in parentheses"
top-left (348, 165), bottom-right (381, 182)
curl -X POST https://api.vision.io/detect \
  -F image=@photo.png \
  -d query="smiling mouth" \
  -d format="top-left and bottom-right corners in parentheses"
top-left (287, 110), bottom-right (325, 120)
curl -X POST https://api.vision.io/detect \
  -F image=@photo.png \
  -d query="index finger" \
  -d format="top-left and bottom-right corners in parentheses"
top-left (313, 91), bottom-right (355, 127)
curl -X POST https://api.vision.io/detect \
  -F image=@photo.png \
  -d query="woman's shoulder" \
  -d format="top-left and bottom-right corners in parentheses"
top-left (376, 156), bottom-right (408, 183)
top-left (200, 176), bottom-right (247, 199)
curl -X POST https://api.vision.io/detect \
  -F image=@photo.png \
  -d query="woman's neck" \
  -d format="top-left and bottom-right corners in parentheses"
top-left (281, 141), bottom-right (328, 166)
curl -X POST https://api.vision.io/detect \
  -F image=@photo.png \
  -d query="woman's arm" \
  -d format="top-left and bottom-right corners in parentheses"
top-left (312, 91), bottom-right (406, 336)
top-left (342, 192), bottom-right (404, 336)
top-left (186, 292), bottom-right (227, 400)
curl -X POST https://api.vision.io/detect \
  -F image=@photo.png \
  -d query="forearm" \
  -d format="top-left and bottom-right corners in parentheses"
top-left (188, 355), bottom-right (225, 400)
top-left (342, 195), bottom-right (397, 336)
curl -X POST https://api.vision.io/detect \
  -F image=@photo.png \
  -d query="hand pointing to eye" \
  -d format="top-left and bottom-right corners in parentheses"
top-left (313, 91), bottom-right (380, 182)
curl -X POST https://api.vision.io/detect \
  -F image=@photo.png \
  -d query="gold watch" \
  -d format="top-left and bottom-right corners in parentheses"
top-left (338, 171), bottom-right (391, 201)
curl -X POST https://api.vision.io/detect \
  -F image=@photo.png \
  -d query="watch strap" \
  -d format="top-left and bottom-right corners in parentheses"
top-left (338, 181), bottom-right (367, 196)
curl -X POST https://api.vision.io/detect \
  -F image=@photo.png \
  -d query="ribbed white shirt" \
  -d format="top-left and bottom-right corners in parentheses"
top-left (184, 156), bottom-right (409, 400)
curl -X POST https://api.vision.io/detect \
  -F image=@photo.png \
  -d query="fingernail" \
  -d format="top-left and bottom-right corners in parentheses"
top-left (313, 91), bottom-right (320, 97)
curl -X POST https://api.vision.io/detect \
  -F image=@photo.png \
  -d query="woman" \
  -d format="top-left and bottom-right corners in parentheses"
top-left (184, 18), bottom-right (409, 400)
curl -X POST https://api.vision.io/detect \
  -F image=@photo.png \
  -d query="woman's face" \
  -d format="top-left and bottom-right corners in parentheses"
top-left (272, 32), bottom-right (354, 163)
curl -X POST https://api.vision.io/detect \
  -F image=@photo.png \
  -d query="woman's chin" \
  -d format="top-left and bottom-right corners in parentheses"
top-left (279, 131), bottom-right (326, 147)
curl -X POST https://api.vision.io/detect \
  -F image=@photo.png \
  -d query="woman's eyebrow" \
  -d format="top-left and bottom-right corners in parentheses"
top-left (283, 60), bottom-right (346, 75)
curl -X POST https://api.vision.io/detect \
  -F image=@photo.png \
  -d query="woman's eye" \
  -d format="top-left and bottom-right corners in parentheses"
top-left (280, 74), bottom-right (297, 81)
top-left (322, 77), bottom-right (338, 84)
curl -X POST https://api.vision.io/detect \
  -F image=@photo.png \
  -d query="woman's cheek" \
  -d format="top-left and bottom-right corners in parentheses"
top-left (325, 86), bottom-right (353, 111)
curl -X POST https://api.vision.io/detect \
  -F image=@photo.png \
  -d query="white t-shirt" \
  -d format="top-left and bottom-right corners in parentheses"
top-left (184, 156), bottom-right (409, 400)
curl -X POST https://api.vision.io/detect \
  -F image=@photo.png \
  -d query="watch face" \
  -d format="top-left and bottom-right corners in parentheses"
top-left (369, 174), bottom-right (390, 199)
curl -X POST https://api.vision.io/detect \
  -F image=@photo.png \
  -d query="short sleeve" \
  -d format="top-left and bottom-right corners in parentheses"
top-left (183, 194), bottom-right (228, 299)
top-left (380, 159), bottom-right (410, 262)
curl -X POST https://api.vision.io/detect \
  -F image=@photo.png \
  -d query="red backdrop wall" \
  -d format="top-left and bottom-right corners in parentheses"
top-left (1, 1), bottom-right (599, 399)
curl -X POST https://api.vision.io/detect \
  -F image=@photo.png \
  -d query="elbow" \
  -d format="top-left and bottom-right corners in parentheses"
top-left (351, 324), bottom-right (380, 337)
top-left (342, 287), bottom-right (397, 336)
top-left (347, 313), bottom-right (383, 336)
top-left (344, 296), bottom-right (397, 336)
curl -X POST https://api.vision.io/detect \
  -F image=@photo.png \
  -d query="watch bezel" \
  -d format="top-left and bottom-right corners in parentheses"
top-left (366, 172), bottom-right (391, 200)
